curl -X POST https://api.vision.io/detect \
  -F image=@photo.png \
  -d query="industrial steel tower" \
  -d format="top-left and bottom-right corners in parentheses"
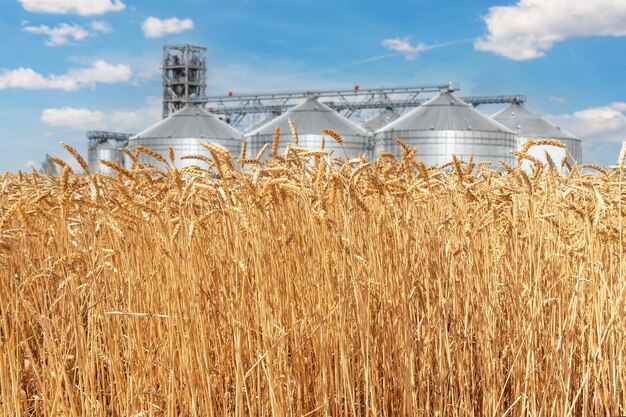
top-left (162, 44), bottom-right (207, 118)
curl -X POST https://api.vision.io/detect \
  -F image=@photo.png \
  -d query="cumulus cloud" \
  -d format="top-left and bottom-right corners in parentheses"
top-left (23, 21), bottom-right (112, 46)
top-left (0, 60), bottom-right (132, 91)
top-left (380, 37), bottom-right (426, 60)
top-left (19, 0), bottom-right (125, 16)
top-left (41, 99), bottom-right (161, 132)
top-left (142, 17), bottom-right (193, 38)
top-left (23, 23), bottom-right (89, 46)
top-left (41, 108), bottom-right (105, 129)
top-left (90, 21), bottom-right (112, 33)
top-left (475, 0), bottom-right (626, 60)
top-left (546, 102), bottom-right (626, 143)
top-left (66, 60), bottom-right (131, 85)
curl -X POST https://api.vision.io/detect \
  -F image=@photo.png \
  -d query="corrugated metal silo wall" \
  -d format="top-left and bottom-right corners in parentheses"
top-left (374, 129), bottom-right (518, 166)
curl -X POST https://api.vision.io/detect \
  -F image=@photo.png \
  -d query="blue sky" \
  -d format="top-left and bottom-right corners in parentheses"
top-left (1, 0), bottom-right (625, 171)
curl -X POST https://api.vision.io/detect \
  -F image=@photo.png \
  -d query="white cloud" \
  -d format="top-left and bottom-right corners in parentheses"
top-left (42, 107), bottom-right (105, 129)
top-left (41, 99), bottom-right (161, 132)
top-left (90, 21), bottom-right (112, 33)
top-left (19, 0), bottom-right (125, 16)
top-left (23, 21), bottom-right (112, 46)
top-left (66, 60), bottom-right (132, 85)
top-left (23, 23), bottom-right (89, 46)
top-left (0, 68), bottom-right (76, 90)
top-left (380, 37), bottom-right (426, 60)
top-left (546, 102), bottom-right (626, 143)
top-left (142, 17), bottom-right (193, 38)
top-left (0, 60), bottom-right (132, 91)
top-left (475, 0), bottom-right (626, 60)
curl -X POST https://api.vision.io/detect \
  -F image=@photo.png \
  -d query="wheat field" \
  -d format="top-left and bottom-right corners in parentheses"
top-left (1, 134), bottom-right (625, 416)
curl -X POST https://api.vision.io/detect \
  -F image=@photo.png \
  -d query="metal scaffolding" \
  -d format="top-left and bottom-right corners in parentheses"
top-left (204, 83), bottom-right (526, 130)
top-left (162, 44), bottom-right (207, 118)
top-left (87, 131), bottom-right (133, 148)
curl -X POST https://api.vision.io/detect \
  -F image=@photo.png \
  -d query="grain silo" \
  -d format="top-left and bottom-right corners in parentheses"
top-left (246, 96), bottom-right (370, 159)
top-left (87, 131), bottom-right (132, 174)
top-left (492, 102), bottom-right (582, 165)
top-left (373, 91), bottom-right (517, 166)
top-left (362, 108), bottom-right (401, 132)
top-left (245, 113), bottom-right (280, 134)
top-left (129, 104), bottom-right (243, 167)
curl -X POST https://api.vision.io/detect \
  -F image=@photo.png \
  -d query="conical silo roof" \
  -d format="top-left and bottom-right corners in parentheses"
top-left (247, 97), bottom-right (369, 137)
top-left (492, 102), bottom-right (578, 140)
top-left (132, 105), bottom-right (242, 141)
top-left (129, 105), bottom-right (243, 167)
top-left (245, 113), bottom-right (280, 134)
top-left (377, 91), bottom-right (514, 134)
top-left (362, 108), bottom-right (400, 132)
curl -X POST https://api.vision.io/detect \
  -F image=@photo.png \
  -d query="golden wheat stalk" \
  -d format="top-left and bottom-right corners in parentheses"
top-left (511, 150), bottom-right (543, 173)
top-left (256, 143), bottom-right (270, 160)
top-left (534, 139), bottom-right (566, 149)
top-left (99, 159), bottom-right (134, 180)
top-left (47, 156), bottom-right (69, 170)
top-left (240, 141), bottom-right (247, 160)
top-left (271, 126), bottom-right (281, 155)
top-left (520, 137), bottom-right (537, 153)
top-left (322, 128), bottom-right (343, 145)
top-left (288, 117), bottom-right (298, 145)
top-left (580, 164), bottom-right (608, 175)
top-left (60, 141), bottom-right (89, 173)
top-left (239, 158), bottom-right (261, 166)
top-left (136, 145), bottom-right (168, 164)
top-left (121, 147), bottom-right (140, 170)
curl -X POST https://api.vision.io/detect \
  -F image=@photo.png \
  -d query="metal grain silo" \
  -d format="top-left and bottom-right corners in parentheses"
top-left (88, 140), bottom-right (125, 174)
top-left (373, 91), bottom-right (517, 166)
top-left (492, 102), bottom-right (582, 165)
top-left (362, 108), bottom-right (401, 132)
top-left (129, 105), bottom-right (243, 167)
top-left (87, 131), bottom-right (132, 174)
top-left (245, 97), bottom-right (370, 159)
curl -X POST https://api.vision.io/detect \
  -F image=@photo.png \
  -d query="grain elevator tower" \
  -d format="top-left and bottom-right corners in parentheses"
top-left (162, 44), bottom-right (207, 118)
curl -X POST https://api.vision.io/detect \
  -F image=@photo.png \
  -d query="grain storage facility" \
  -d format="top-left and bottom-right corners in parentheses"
top-left (129, 104), bottom-right (243, 167)
top-left (373, 90), bottom-right (518, 166)
top-left (492, 102), bottom-right (582, 165)
top-left (246, 96), bottom-right (370, 159)
top-left (87, 131), bottom-right (132, 174)
top-left (362, 108), bottom-right (401, 132)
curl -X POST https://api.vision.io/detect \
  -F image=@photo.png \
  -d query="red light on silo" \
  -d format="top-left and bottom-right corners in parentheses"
top-left (354, 85), bottom-right (360, 91)
top-left (228, 91), bottom-right (233, 97)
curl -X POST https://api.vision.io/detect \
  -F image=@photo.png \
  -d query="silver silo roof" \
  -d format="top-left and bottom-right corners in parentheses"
top-left (247, 97), bottom-right (369, 137)
top-left (374, 92), bottom-right (518, 166)
top-left (362, 109), bottom-right (401, 132)
top-left (246, 97), bottom-right (370, 158)
top-left (245, 113), bottom-right (281, 134)
top-left (492, 102), bottom-right (578, 140)
top-left (133, 105), bottom-right (242, 141)
top-left (378, 92), bottom-right (514, 133)
top-left (492, 102), bottom-right (582, 163)
top-left (130, 105), bottom-right (243, 167)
